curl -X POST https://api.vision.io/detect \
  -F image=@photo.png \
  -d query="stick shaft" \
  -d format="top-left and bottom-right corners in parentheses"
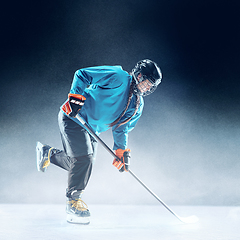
top-left (76, 115), bottom-right (119, 159)
top-left (128, 170), bottom-right (181, 220)
top-left (76, 114), bottom-right (182, 222)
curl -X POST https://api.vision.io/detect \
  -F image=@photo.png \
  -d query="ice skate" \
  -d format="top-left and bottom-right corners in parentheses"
top-left (66, 191), bottom-right (90, 224)
top-left (36, 141), bottom-right (53, 172)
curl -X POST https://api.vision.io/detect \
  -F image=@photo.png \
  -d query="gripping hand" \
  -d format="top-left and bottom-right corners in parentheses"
top-left (113, 149), bottom-right (131, 172)
top-left (62, 93), bottom-right (86, 118)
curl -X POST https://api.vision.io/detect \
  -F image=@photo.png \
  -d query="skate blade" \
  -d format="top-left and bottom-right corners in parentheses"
top-left (66, 214), bottom-right (90, 225)
top-left (36, 142), bottom-right (41, 172)
top-left (36, 142), bottom-right (45, 172)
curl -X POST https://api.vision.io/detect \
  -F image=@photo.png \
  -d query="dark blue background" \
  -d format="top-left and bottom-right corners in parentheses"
top-left (0, 0), bottom-right (239, 205)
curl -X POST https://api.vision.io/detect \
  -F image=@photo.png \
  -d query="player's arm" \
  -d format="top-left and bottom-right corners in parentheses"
top-left (111, 100), bottom-right (143, 172)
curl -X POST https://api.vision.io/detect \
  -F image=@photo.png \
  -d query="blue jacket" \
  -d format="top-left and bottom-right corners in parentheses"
top-left (61, 65), bottom-right (144, 150)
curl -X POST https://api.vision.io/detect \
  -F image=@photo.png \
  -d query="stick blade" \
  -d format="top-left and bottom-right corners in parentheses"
top-left (179, 215), bottom-right (199, 224)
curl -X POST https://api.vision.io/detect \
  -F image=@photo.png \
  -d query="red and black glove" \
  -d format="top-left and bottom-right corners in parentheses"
top-left (113, 149), bottom-right (131, 172)
top-left (62, 93), bottom-right (86, 117)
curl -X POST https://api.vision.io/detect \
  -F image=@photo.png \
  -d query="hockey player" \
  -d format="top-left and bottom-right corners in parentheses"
top-left (36, 59), bottom-right (162, 224)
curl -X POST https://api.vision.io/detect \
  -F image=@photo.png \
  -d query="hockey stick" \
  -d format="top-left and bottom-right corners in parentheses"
top-left (76, 114), bottom-right (199, 224)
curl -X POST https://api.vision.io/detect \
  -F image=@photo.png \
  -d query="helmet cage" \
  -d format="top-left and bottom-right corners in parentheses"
top-left (132, 71), bottom-right (157, 96)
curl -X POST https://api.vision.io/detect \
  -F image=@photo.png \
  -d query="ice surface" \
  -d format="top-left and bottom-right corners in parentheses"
top-left (178, 215), bottom-right (199, 224)
top-left (0, 204), bottom-right (240, 240)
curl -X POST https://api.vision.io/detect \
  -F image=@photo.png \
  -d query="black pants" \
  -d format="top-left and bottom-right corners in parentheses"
top-left (50, 110), bottom-right (98, 197)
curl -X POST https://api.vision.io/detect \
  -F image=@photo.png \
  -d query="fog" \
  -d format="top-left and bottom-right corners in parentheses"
top-left (1, 82), bottom-right (239, 206)
top-left (0, 0), bottom-right (240, 206)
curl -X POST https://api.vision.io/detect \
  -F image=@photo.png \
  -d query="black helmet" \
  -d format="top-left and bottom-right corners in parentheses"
top-left (132, 59), bottom-right (162, 96)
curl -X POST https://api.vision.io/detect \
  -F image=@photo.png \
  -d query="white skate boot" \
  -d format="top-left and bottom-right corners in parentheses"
top-left (66, 190), bottom-right (90, 224)
top-left (36, 141), bottom-right (53, 172)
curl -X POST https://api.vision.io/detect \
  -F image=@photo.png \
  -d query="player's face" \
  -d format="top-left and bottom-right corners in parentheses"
top-left (136, 74), bottom-right (153, 93)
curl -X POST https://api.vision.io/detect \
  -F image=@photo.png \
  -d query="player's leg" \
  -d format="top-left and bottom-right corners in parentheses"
top-left (36, 142), bottom-right (72, 172)
top-left (58, 110), bottom-right (96, 224)
top-left (36, 111), bottom-right (97, 172)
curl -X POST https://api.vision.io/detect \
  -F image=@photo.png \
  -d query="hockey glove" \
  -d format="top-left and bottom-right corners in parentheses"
top-left (62, 93), bottom-right (86, 118)
top-left (112, 148), bottom-right (131, 172)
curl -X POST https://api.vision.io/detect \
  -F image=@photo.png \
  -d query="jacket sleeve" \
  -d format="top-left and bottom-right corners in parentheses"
top-left (112, 98), bottom-right (144, 150)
